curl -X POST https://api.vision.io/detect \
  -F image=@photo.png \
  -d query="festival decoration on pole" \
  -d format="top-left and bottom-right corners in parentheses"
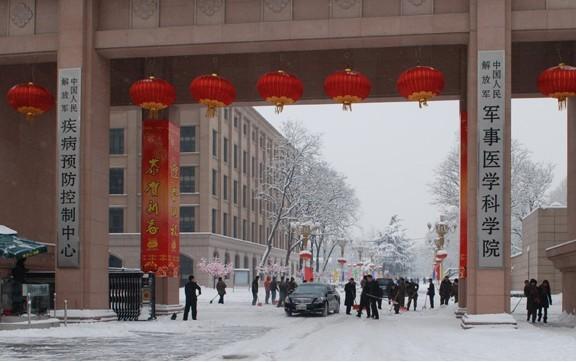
top-left (436, 249), bottom-right (448, 261)
top-left (538, 63), bottom-right (576, 110)
top-left (7, 82), bottom-right (54, 120)
top-left (129, 76), bottom-right (176, 119)
top-left (299, 250), bottom-right (312, 261)
top-left (337, 257), bottom-right (347, 265)
top-left (396, 66), bottom-right (445, 107)
top-left (189, 74), bottom-right (236, 118)
top-left (256, 70), bottom-right (303, 113)
top-left (324, 68), bottom-right (371, 111)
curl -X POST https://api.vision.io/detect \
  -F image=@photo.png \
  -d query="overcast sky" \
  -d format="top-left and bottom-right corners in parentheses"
top-left (255, 98), bottom-right (566, 241)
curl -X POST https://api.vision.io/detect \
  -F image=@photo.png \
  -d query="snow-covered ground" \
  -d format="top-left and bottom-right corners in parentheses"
top-left (0, 286), bottom-right (574, 360)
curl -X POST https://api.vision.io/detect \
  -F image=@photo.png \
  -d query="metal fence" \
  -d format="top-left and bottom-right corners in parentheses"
top-left (108, 268), bottom-right (143, 321)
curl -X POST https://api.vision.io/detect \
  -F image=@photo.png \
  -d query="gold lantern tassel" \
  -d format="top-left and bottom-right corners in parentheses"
top-left (419, 98), bottom-right (429, 108)
top-left (205, 105), bottom-right (217, 118)
top-left (275, 102), bottom-right (284, 114)
top-left (342, 101), bottom-right (352, 111)
top-left (148, 108), bottom-right (159, 120)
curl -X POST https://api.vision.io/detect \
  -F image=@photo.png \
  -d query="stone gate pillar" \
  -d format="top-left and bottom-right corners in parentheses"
top-left (465, 0), bottom-right (512, 315)
top-left (54, 0), bottom-right (112, 315)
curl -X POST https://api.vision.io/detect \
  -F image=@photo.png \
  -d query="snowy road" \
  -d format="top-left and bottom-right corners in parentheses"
top-left (0, 287), bottom-right (575, 360)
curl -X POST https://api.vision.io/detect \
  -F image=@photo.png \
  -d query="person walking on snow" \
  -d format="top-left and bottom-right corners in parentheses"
top-left (264, 276), bottom-right (272, 304)
top-left (526, 279), bottom-right (540, 323)
top-left (277, 276), bottom-right (288, 307)
top-left (367, 275), bottom-right (380, 319)
top-left (216, 277), bottom-right (227, 304)
top-left (356, 275), bottom-right (371, 318)
top-left (439, 276), bottom-right (452, 305)
top-left (270, 276), bottom-right (278, 304)
top-left (344, 278), bottom-right (356, 315)
top-left (452, 278), bottom-right (459, 304)
top-left (406, 279), bottom-right (419, 311)
top-left (183, 275), bottom-right (201, 320)
top-left (427, 278), bottom-right (435, 309)
top-left (537, 280), bottom-right (552, 323)
top-left (252, 276), bottom-right (260, 306)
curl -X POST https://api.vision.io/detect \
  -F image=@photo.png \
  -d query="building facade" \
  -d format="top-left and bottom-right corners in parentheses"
top-left (107, 105), bottom-right (298, 287)
top-left (511, 207), bottom-right (565, 294)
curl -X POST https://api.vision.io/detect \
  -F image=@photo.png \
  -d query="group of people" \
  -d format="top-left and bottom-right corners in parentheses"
top-left (524, 279), bottom-right (552, 323)
top-left (251, 275), bottom-right (297, 307)
top-left (436, 276), bottom-right (459, 307)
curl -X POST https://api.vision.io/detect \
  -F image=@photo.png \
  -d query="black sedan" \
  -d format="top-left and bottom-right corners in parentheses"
top-left (284, 283), bottom-right (340, 317)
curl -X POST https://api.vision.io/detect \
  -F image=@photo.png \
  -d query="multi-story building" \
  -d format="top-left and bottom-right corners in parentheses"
top-left (107, 105), bottom-right (298, 286)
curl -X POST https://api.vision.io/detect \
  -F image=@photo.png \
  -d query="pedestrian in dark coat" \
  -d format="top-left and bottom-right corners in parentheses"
top-left (251, 276), bottom-right (260, 306)
top-left (183, 275), bottom-right (201, 320)
top-left (216, 277), bottom-right (227, 304)
top-left (277, 276), bottom-right (287, 307)
top-left (367, 276), bottom-right (380, 319)
top-left (439, 276), bottom-right (452, 305)
top-left (526, 279), bottom-right (540, 323)
top-left (427, 279), bottom-right (435, 309)
top-left (406, 279), bottom-right (419, 311)
top-left (523, 279), bottom-right (530, 321)
top-left (397, 278), bottom-right (406, 307)
top-left (537, 280), bottom-right (552, 323)
top-left (389, 282), bottom-right (401, 314)
top-left (287, 277), bottom-right (297, 295)
top-left (452, 279), bottom-right (459, 304)
top-left (344, 278), bottom-right (356, 315)
top-left (270, 276), bottom-right (278, 304)
top-left (356, 276), bottom-right (371, 318)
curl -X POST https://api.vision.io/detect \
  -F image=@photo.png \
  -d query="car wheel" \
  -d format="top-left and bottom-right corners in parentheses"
top-left (286, 309), bottom-right (292, 317)
top-left (322, 302), bottom-right (328, 317)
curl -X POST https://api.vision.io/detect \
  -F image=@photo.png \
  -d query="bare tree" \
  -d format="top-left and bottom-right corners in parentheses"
top-left (429, 139), bottom-right (555, 254)
top-left (258, 120), bottom-right (320, 268)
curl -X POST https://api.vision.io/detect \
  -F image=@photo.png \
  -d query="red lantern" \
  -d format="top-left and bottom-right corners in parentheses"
top-left (257, 70), bottom-right (303, 113)
top-left (436, 250), bottom-right (448, 261)
top-left (299, 250), bottom-right (312, 261)
top-left (538, 63), bottom-right (576, 110)
top-left (129, 76), bottom-right (176, 119)
top-left (337, 257), bottom-right (347, 265)
top-left (324, 68), bottom-right (371, 111)
top-left (396, 66), bottom-right (445, 107)
top-left (7, 82), bottom-right (54, 120)
top-left (189, 74), bottom-right (236, 118)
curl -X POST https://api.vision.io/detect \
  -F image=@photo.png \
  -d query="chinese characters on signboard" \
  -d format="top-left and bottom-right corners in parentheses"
top-left (477, 51), bottom-right (505, 268)
top-left (141, 120), bottom-right (180, 277)
top-left (57, 68), bottom-right (82, 268)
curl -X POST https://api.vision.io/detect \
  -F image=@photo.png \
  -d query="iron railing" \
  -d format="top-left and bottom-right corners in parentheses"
top-left (108, 268), bottom-right (143, 321)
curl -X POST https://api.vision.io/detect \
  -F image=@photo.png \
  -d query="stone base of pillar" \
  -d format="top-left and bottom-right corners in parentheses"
top-left (54, 309), bottom-right (117, 323)
top-left (156, 304), bottom-right (184, 316)
top-left (460, 313), bottom-right (517, 329)
top-left (155, 277), bottom-right (180, 305)
top-left (455, 307), bottom-right (467, 319)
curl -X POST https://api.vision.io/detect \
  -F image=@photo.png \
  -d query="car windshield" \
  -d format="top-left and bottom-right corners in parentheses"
top-left (293, 284), bottom-right (327, 294)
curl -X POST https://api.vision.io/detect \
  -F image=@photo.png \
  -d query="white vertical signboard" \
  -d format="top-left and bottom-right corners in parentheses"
top-left (57, 68), bottom-right (82, 268)
top-left (477, 51), bottom-right (505, 268)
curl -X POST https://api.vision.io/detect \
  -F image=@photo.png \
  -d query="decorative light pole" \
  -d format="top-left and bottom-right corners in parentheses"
top-left (430, 216), bottom-right (451, 281)
top-left (337, 239), bottom-right (348, 283)
top-left (290, 221), bottom-right (321, 281)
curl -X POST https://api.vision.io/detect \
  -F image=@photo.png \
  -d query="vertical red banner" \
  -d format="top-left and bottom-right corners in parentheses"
top-left (304, 266), bottom-right (313, 282)
top-left (141, 120), bottom-right (180, 278)
top-left (459, 111), bottom-right (468, 279)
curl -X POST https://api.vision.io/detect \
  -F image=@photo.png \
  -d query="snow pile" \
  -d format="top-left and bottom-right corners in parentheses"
top-left (555, 312), bottom-right (576, 328)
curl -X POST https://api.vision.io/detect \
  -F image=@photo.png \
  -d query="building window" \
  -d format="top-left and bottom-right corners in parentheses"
top-left (234, 254), bottom-right (240, 268)
top-left (242, 185), bottom-right (247, 208)
top-left (223, 175), bottom-right (228, 200)
top-left (242, 219), bottom-right (247, 240)
top-left (212, 130), bottom-right (217, 157)
top-left (252, 129), bottom-right (257, 142)
top-left (109, 128), bottom-right (124, 155)
top-left (212, 169), bottom-right (217, 196)
top-left (234, 112), bottom-right (239, 128)
top-left (251, 222), bottom-right (255, 242)
top-left (233, 216), bottom-right (238, 238)
top-left (251, 190), bottom-right (256, 211)
top-left (243, 151), bottom-right (247, 173)
top-left (243, 122), bottom-right (248, 135)
top-left (224, 108), bottom-right (230, 120)
top-left (180, 166), bottom-right (196, 193)
top-left (109, 168), bottom-right (124, 194)
top-left (223, 137), bottom-right (228, 163)
top-left (233, 180), bottom-right (238, 204)
top-left (252, 157), bottom-right (255, 177)
top-left (109, 208), bottom-right (124, 233)
top-left (180, 126), bottom-right (196, 152)
top-left (180, 206), bottom-right (195, 232)
top-left (212, 208), bottom-right (217, 233)
top-left (233, 144), bottom-right (238, 169)
top-left (259, 225), bottom-right (264, 243)
top-left (223, 213), bottom-right (228, 236)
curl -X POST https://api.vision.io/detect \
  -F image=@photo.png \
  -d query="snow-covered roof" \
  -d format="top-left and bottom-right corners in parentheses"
top-left (0, 225), bottom-right (17, 235)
